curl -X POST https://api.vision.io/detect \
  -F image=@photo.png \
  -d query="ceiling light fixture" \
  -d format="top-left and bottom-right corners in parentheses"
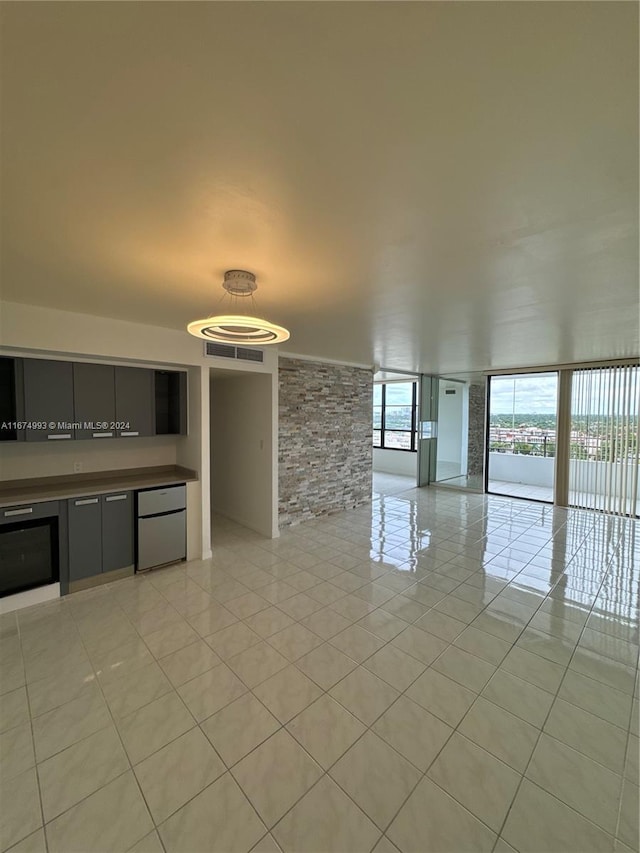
top-left (187, 270), bottom-right (290, 345)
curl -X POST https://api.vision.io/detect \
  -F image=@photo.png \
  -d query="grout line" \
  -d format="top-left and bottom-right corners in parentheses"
top-left (63, 599), bottom-right (170, 853)
top-left (12, 616), bottom-right (50, 853)
top-left (7, 499), bottom-right (638, 853)
top-left (490, 551), bottom-right (628, 852)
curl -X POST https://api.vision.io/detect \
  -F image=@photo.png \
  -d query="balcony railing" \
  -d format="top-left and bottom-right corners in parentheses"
top-left (489, 430), bottom-right (555, 457)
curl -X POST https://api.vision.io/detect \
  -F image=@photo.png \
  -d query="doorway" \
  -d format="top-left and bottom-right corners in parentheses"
top-left (209, 368), bottom-right (277, 539)
top-left (435, 379), bottom-right (468, 484)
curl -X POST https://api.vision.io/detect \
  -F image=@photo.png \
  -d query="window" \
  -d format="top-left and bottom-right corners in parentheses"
top-left (373, 381), bottom-right (417, 451)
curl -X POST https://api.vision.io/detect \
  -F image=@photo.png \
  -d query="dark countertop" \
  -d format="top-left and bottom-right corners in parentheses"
top-left (0, 465), bottom-right (199, 508)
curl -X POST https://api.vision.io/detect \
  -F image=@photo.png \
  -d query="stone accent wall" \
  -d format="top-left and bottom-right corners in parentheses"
top-left (279, 358), bottom-right (373, 526)
top-left (467, 382), bottom-right (486, 477)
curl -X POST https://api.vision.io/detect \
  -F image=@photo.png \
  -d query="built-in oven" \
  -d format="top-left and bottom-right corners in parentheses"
top-left (0, 501), bottom-right (61, 598)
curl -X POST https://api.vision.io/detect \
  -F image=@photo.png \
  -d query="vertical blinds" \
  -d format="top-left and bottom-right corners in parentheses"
top-left (569, 365), bottom-right (640, 517)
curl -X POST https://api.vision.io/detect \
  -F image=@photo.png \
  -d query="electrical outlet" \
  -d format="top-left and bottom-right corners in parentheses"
top-left (73, 462), bottom-right (83, 473)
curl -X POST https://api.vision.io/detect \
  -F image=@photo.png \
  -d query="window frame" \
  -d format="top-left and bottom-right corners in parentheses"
top-left (374, 381), bottom-right (418, 452)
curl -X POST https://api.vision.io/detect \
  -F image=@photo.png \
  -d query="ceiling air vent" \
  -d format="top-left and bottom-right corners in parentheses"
top-left (204, 342), bottom-right (264, 364)
top-left (205, 342), bottom-right (236, 359)
top-left (236, 347), bottom-right (264, 363)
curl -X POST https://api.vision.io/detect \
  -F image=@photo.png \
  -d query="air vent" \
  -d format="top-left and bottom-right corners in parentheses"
top-left (205, 343), bottom-right (236, 359)
top-left (236, 347), bottom-right (264, 363)
top-left (204, 342), bottom-right (264, 364)
top-left (445, 389), bottom-right (456, 395)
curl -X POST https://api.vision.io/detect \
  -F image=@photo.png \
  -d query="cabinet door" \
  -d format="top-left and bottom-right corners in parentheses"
top-left (68, 496), bottom-right (102, 581)
top-left (114, 367), bottom-right (154, 437)
top-left (101, 492), bottom-right (134, 573)
top-left (73, 363), bottom-right (116, 440)
top-left (23, 359), bottom-right (75, 441)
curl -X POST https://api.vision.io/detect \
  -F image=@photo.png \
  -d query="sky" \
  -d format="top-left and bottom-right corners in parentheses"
top-left (375, 369), bottom-right (639, 416)
top-left (490, 374), bottom-right (558, 414)
top-left (375, 376), bottom-right (560, 412)
top-left (490, 370), bottom-right (639, 415)
top-left (373, 382), bottom-right (413, 407)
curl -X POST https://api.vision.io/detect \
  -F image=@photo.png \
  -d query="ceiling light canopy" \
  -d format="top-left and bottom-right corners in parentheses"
top-left (187, 270), bottom-right (290, 345)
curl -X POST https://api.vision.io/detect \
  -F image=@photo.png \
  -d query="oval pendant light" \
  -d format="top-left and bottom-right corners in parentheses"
top-left (187, 270), bottom-right (290, 345)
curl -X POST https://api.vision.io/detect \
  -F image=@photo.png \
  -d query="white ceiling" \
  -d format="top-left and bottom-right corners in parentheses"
top-left (1, 2), bottom-right (637, 375)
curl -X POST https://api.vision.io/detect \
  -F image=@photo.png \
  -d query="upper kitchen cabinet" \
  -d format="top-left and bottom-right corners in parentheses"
top-left (155, 370), bottom-right (187, 435)
top-left (23, 359), bottom-right (75, 441)
top-left (73, 363), bottom-right (116, 440)
top-left (115, 367), bottom-right (154, 437)
top-left (0, 357), bottom-right (22, 442)
top-left (8, 357), bottom-right (186, 442)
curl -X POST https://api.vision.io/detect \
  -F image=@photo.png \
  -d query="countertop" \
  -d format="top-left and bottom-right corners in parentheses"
top-left (0, 465), bottom-right (198, 508)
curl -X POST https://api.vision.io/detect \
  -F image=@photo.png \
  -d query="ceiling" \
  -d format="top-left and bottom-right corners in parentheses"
top-left (1, 2), bottom-right (637, 375)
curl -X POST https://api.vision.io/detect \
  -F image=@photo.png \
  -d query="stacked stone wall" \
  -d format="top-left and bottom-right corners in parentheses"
top-left (467, 382), bottom-right (486, 477)
top-left (278, 358), bottom-right (372, 525)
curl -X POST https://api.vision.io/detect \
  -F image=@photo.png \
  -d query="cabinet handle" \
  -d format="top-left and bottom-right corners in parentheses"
top-left (120, 431), bottom-right (139, 437)
top-left (105, 494), bottom-right (127, 502)
top-left (74, 498), bottom-right (99, 506)
top-left (92, 432), bottom-right (113, 438)
top-left (4, 507), bottom-right (33, 517)
top-left (48, 434), bottom-right (71, 440)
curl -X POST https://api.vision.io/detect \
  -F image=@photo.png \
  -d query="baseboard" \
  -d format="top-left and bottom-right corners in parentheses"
top-left (68, 565), bottom-right (134, 594)
top-left (0, 583), bottom-right (61, 614)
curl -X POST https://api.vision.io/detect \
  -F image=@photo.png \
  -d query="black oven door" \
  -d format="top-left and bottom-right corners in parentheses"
top-left (0, 516), bottom-right (59, 598)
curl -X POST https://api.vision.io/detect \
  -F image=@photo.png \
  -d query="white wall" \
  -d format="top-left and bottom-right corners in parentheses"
top-left (0, 436), bottom-right (178, 481)
top-left (210, 373), bottom-right (275, 537)
top-left (0, 300), bottom-right (280, 558)
top-left (489, 452), bottom-right (639, 505)
top-left (489, 452), bottom-right (554, 487)
top-left (373, 448), bottom-right (417, 476)
top-left (569, 459), bottom-right (639, 503)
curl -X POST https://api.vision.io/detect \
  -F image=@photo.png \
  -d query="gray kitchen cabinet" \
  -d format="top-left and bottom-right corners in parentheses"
top-left (68, 496), bottom-right (102, 581)
top-left (115, 367), bottom-right (154, 437)
top-left (101, 492), bottom-right (134, 573)
top-left (73, 363), bottom-right (116, 440)
top-left (67, 491), bottom-right (133, 583)
top-left (23, 359), bottom-right (75, 441)
top-left (20, 357), bottom-right (184, 443)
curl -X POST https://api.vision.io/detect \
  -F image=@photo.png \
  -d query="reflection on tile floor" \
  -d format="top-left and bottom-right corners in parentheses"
top-left (372, 472), bottom-right (417, 496)
top-left (1, 485), bottom-right (639, 853)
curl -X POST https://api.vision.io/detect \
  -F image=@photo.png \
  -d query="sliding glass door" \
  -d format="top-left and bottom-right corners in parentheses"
top-left (487, 373), bottom-right (558, 502)
top-left (485, 363), bottom-right (639, 517)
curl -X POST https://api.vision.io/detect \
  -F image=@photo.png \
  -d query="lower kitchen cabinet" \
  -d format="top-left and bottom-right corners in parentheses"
top-left (68, 492), bottom-right (133, 585)
top-left (68, 496), bottom-right (102, 582)
top-left (102, 492), bottom-right (134, 573)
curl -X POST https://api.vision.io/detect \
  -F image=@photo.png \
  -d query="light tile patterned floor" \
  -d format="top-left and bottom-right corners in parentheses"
top-left (0, 483), bottom-right (639, 853)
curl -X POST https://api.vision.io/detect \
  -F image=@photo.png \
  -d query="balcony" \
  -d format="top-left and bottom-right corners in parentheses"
top-left (489, 451), bottom-right (639, 514)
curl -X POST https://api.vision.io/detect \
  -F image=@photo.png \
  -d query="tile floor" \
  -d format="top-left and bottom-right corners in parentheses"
top-left (488, 480), bottom-right (554, 503)
top-left (0, 483), bottom-right (639, 853)
top-left (371, 472), bottom-right (416, 497)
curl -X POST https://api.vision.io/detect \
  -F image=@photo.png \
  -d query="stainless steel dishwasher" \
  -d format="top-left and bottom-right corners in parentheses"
top-left (136, 485), bottom-right (186, 571)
